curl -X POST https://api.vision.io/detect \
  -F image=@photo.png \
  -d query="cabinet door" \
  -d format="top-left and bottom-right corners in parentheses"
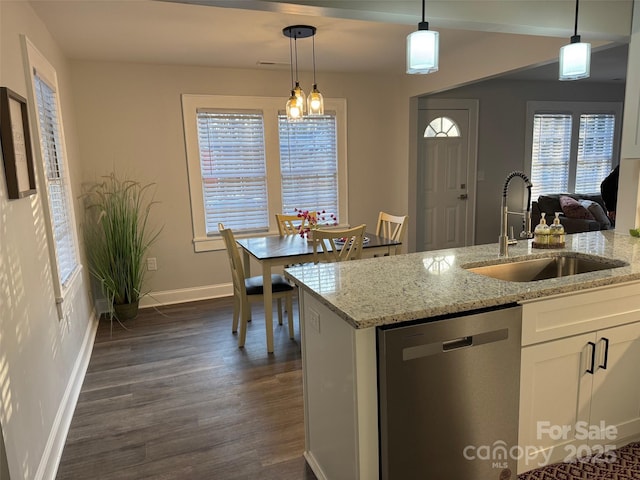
top-left (518, 333), bottom-right (595, 473)
top-left (590, 321), bottom-right (640, 445)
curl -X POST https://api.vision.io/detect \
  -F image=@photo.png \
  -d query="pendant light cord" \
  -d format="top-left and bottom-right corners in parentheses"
top-left (422, 0), bottom-right (426, 23)
top-left (289, 36), bottom-right (294, 90)
top-left (312, 35), bottom-right (317, 85)
top-left (294, 35), bottom-right (300, 84)
top-left (574, 0), bottom-right (580, 37)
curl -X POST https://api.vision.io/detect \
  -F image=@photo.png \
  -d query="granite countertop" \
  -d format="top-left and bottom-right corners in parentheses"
top-left (284, 230), bottom-right (640, 329)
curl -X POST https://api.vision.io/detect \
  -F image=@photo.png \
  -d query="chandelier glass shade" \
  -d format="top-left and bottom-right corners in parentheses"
top-left (407, 26), bottom-right (439, 74)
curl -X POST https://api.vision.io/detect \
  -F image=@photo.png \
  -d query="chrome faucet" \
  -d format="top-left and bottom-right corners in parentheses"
top-left (499, 171), bottom-right (533, 256)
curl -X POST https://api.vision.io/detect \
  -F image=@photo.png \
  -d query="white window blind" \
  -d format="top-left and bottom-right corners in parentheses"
top-left (278, 113), bottom-right (338, 219)
top-left (33, 73), bottom-right (79, 286)
top-left (196, 111), bottom-right (268, 234)
top-left (576, 114), bottom-right (615, 193)
top-left (530, 113), bottom-right (572, 200)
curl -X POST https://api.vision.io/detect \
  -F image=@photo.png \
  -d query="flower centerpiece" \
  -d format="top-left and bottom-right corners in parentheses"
top-left (295, 208), bottom-right (337, 240)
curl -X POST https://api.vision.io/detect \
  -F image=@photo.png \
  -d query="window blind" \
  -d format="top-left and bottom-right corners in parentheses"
top-left (34, 73), bottom-right (78, 286)
top-left (278, 114), bottom-right (338, 220)
top-left (530, 114), bottom-right (572, 200)
top-left (196, 111), bottom-right (269, 234)
top-left (576, 114), bottom-right (615, 193)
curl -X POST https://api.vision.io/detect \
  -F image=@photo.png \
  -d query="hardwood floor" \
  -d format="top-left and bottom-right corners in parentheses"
top-left (56, 297), bottom-right (317, 480)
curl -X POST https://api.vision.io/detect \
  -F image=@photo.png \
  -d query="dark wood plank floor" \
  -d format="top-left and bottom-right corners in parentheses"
top-left (56, 297), bottom-right (317, 480)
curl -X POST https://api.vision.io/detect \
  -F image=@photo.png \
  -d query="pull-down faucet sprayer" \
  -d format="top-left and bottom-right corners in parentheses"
top-left (499, 171), bottom-right (533, 256)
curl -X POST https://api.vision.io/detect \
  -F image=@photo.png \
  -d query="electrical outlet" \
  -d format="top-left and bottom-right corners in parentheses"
top-left (309, 309), bottom-right (321, 334)
top-left (147, 257), bottom-right (157, 271)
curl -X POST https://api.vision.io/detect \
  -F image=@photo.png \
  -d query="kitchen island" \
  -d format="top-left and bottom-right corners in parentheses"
top-left (285, 230), bottom-right (640, 480)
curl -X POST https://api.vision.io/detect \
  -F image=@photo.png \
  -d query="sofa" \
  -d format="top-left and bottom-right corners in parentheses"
top-left (531, 193), bottom-right (612, 234)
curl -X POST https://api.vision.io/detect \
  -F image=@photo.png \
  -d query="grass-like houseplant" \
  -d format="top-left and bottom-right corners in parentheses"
top-left (83, 173), bottom-right (161, 321)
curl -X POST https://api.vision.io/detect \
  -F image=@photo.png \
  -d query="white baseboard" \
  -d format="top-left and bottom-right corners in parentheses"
top-left (139, 283), bottom-right (232, 308)
top-left (304, 451), bottom-right (329, 480)
top-left (37, 311), bottom-right (99, 480)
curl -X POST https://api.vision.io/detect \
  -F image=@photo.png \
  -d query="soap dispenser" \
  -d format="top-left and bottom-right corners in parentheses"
top-left (533, 212), bottom-right (550, 248)
top-left (549, 212), bottom-right (565, 248)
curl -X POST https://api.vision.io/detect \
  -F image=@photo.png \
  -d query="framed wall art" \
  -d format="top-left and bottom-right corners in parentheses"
top-left (0, 86), bottom-right (37, 199)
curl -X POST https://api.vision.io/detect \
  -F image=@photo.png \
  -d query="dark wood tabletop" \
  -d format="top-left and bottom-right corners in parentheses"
top-left (236, 232), bottom-right (399, 261)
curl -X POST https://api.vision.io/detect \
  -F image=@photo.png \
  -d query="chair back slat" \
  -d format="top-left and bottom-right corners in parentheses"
top-left (218, 223), bottom-right (246, 299)
top-left (275, 212), bottom-right (317, 236)
top-left (376, 212), bottom-right (408, 254)
top-left (275, 213), bottom-right (304, 236)
top-left (312, 224), bottom-right (366, 263)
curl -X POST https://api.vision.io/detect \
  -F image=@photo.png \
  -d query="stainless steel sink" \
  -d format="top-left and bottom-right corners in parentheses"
top-left (464, 254), bottom-right (627, 282)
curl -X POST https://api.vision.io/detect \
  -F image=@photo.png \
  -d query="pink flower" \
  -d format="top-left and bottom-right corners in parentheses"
top-left (294, 208), bottom-right (338, 237)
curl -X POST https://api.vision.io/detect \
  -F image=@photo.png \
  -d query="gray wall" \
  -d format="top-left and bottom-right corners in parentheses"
top-left (428, 79), bottom-right (626, 244)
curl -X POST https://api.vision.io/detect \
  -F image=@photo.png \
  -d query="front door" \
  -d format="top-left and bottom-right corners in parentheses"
top-left (416, 99), bottom-right (478, 251)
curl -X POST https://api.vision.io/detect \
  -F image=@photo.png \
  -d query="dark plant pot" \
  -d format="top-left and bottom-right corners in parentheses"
top-left (113, 300), bottom-right (139, 321)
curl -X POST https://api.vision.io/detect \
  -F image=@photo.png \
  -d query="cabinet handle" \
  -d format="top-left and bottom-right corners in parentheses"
top-left (599, 337), bottom-right (610, 370)
top-left (586, 341), bottom-right (596, 374)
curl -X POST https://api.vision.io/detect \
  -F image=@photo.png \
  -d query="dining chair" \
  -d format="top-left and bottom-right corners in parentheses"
top-left (312, 224), bottom-right (367, 263)
top-left (376, 211), bottom-right (408, 255)
top-left (218, 223), bottom-right (295, 348)
top-left (275, 213), bottom-right (307, 236)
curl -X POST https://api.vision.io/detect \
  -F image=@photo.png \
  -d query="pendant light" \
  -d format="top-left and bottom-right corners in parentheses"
top-left (283, 25), bottom-right (321, 121)
top-left (292, 35), bottom-right (306, 115)
top-left (559, 0), bottom-right (591, 81)
top-left (285, 32), bottom-right (303, 121)
top-left (407, 0), bottom-right (439, 74)
top-left (307, 32), bottom-right (324, 115)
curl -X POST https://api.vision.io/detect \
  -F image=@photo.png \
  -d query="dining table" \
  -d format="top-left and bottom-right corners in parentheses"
top-left (235, 232), bottom-right (400, 353)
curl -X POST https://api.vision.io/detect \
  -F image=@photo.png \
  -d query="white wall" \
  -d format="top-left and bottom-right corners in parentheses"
top-left (0, 2), bottom-right (95, 479)
top-left (616, 0), bottom-right (640, 233)
top-left (69, 61), bottom-right (409, 298)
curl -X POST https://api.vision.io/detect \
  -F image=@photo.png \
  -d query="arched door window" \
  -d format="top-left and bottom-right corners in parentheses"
top-left (424, 116), bottom-right (461, 138)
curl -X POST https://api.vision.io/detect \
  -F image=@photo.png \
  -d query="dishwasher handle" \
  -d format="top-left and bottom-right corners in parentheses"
top-left (402, 328), bottom-right (509, 361)
top-left (443, 336), bottom-right (473, 351)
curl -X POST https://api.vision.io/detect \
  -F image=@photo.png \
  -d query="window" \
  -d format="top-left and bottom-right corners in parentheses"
top-left (424, 117), bottom-right (461, 138)
top-left (182, 95), bottom-right (347, 252)
top-left (279, 114), bottom-right (338, 216)
top-left (526, 102), bottom-right (622, 201)
top-left (24, 37), bottom-right (81, 317)
top-left (196, 111), bottom-right (268, 233)
top-left (33, 74), bottom-right (79, 285)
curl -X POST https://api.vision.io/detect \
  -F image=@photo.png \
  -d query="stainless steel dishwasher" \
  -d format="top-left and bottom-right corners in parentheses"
top-left (377, 305), bottom-right (522, 480)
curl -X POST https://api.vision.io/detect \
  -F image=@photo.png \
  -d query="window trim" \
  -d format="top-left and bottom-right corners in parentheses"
top-left (22, 36), bottom-right (82, 319)
top-left (181, 94), bottom-right (348, 252)
top-left (525, 101), bottom-right (623, 199)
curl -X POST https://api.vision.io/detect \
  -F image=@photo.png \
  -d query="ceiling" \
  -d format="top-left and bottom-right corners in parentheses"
top-left (28, 0), bottom-right (629, 82)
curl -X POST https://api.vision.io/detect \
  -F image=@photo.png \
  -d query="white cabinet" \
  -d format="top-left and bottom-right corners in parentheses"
top-left (299, 292), bottom-right (379, 480)
top-left (518, 284), bottom-right (640, 474)
top-left (622, 0), bottom-right (640, 158)
top-left (519, 323), bottom-right (640, 472)
top-left (590, 322), bottom-right (640, 443)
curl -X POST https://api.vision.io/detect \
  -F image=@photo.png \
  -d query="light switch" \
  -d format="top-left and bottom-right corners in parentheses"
top-left (309, 309), bottom-right (321, 333)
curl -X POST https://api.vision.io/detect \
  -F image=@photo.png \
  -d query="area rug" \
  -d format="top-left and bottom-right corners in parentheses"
top-left (517, 442), bottom-right (640, 479)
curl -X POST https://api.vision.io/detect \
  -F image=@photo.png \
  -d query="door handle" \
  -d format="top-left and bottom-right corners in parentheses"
top-left (599, 337), bottom-right (610, 370)
top-left (458, 194), bottom-right (468, 200)
top-left (586, 341), bottom-right (596, 374)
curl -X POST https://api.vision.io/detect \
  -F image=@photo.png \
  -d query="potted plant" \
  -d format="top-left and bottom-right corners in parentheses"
top-left (82, 173), bottom-right (161, 321)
